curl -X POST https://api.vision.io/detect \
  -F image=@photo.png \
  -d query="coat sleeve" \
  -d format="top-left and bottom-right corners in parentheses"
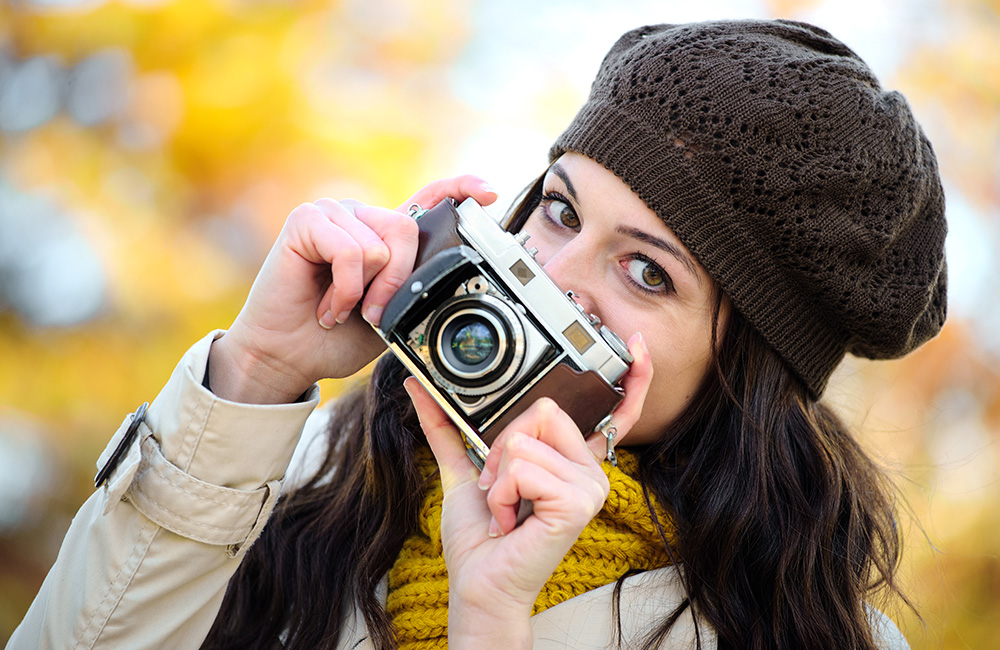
top-left (7, 330), bottom-right (321, 650)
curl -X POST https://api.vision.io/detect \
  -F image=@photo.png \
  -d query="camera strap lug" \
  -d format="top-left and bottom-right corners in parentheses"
top-left (596, 414), bottom-right (618, 467)
top-left (407, 203), bottom-right (427, 219)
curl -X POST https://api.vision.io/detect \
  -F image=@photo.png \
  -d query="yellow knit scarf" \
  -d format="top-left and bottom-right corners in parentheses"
top-left (386, 446), bottom-right (673, 650)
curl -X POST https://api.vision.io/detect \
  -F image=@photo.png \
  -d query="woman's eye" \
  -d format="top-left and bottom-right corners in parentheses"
top-left (545, 198), bottom-right (580, 229)
top-left (625, 257), bottom-right (668, 292)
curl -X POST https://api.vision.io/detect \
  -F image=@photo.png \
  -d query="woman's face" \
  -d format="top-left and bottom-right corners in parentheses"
top-left (521, 153), bottom-right (722, 446)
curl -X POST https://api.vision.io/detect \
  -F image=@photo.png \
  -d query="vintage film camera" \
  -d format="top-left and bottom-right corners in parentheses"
top-left (375, 198), bottom-right (633, 469)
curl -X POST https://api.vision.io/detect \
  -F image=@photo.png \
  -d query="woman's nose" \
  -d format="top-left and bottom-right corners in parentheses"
top-left (540, 242), bottom-right (599, 316)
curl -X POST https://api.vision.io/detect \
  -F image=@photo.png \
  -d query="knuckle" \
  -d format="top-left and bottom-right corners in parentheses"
top-left (505, 431), bottom-right (527, 452)
top-left (488, 429), bottom-right (511, 453)
top-left (486, 485), bottom-right (504, 510)
top-left (340, 284), bottom-right (364, 304)
top-left (506, 457), bottom-right (527, 475)
top-left (536, 396), bottom-right (558, 411)
top-left (585, 499), bottom-right (602, 520)
top-left (532, 397), bottom-right (561, 423)
top-left (369, 241), bottom-right (391, 266)
top-left (376, 269), bottom-right (409, 294)
top-left (596, 472), bottom-right (610, 495)
top-left (507, 432), bottom-right (538, 458)
top-left (338, 239), bottom-right (364, 264)
top-left (586, 479), bottom-right (609, 515)
top-left (395, 213), bottom-right (420, 239)
top-left (289, 202), bottom-right (320, 222)
top-left (338, 198), bottom-right (364, 213)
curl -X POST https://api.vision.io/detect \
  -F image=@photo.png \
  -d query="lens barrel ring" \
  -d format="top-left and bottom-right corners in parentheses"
top-left (425, 293), bottom-right (526, 397)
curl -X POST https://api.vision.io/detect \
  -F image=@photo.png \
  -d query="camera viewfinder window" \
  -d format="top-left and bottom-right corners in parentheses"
top-left (563, 322), bottom-right (595, 354)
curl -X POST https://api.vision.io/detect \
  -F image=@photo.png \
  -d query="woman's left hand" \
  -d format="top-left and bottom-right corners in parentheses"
top-left (403, 332), bottom-right (652, 650)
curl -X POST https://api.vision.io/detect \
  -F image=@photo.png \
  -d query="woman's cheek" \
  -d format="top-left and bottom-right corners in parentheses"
top-left (522, 229), bottom-right (561, 266)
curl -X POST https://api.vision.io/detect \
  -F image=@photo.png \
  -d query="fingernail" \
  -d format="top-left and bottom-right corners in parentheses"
top-left (488, 516), bottom-right (502, 538)
top-left (319, 311), bottom-right (336, 329)
top-left (335, 309), bottom-right (352, 324)
top-left (479, 181), bottom-right (496, 195)
top-left (402, 378), bottom-right (421, 407)
top-left (477, 466), bottom-right (493, 490)
top-left (363, 304), bottom-right (383, 326)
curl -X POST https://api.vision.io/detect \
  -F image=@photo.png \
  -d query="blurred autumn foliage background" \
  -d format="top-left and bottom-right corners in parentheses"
top-left (0, 0), bottom-right (997, 646)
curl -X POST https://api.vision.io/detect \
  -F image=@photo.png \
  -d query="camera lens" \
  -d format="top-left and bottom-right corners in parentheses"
top-left (424, 292), bottom-right (528, 397)
top-left (438, 310), bottom-right (504, 379)
top-left (450, 319), bottom-right (495, 366)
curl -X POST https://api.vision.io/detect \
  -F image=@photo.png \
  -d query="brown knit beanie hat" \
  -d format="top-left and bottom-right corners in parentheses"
top-left (550, 19), bottom-right (947, 397)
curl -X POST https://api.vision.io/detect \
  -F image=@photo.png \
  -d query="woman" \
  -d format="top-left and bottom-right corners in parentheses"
top-left (10, 19), bottom-right (945, 650)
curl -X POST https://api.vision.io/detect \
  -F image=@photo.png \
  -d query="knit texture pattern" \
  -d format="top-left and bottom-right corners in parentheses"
top-left (386, 446), bottom-right (672, 650)
top-left (550, 20), bottom-right (947, 397)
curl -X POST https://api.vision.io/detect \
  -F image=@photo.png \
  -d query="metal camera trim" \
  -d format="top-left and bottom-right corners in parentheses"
top-left (375, 197), bottom-right (633, 469)
top-left (424, 292), bottom-right (526, 397)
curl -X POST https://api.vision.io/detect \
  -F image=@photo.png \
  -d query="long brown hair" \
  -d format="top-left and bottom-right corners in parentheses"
top-left (203, 173), bottom-right (909, 650)
top-left (634, 297), bottom-right (910, 650)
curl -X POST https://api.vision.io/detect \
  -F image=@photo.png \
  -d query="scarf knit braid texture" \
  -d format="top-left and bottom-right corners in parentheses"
top-left (386, 446), bottom-right (672, 649)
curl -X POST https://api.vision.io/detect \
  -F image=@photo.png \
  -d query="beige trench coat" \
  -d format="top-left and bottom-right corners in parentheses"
top-left (7, 332), bottom-right (907, 649)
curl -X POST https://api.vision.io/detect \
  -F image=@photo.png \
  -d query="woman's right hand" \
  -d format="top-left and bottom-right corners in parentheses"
top-left (404, 332), bottom-right (653, 650)
top-left (207, 176), bottom-right (498, 404)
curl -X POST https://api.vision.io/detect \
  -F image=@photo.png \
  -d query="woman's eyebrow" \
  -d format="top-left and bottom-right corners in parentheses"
top-left (616, 225), bottom-right (703, 285)
top-left (549, 163), bottom-right (579, 202)
top-left (549, 161), bottom-right (702, 285)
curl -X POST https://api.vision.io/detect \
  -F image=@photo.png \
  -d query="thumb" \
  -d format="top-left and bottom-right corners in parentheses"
top-left (403, 377), bottom-right (481, 492)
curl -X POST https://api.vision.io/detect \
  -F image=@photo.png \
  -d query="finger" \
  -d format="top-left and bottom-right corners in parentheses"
top-left (585, 331), bottom-right (653, 457)
top-left (403, 377), bottom-right (479, 491)
top-left (281, 204), bottom-right (367, 328)
top-left (611, 331), bottom-right (654, 434)
top-left (320, 224), bottom-right (366, 327)
top-left (398, 174), bottom-right (498, 214)
top-left (480, 398), bottom-right (591, 489)
top-left (492, 431), bottom-right (588, 493)
top-left (487, 460), bottom-right (563, 535)
top-left (352, 205), bottom-right (421, 326)
top-left (314, 198), bottom-right (391, 282)
top-left (487, 459), bottom-right (607, 537)
top-left (336, 198), bottom-right (367, 214)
